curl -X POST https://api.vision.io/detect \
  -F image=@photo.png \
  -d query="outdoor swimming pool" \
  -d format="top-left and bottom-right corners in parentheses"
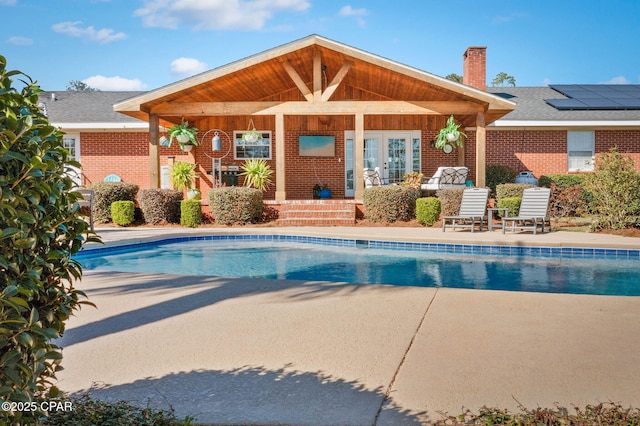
top-left (75, 235), bottom-right (640, 296)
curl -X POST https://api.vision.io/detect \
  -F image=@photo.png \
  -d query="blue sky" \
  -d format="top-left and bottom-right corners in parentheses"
top-left (2, 0), bottom-right (639, 91)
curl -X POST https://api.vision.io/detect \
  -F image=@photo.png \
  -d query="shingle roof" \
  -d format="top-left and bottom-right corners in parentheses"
top-left (39, 91), bottom-right (145, 125)
top-left (486, 86), bottom-right (640, 122)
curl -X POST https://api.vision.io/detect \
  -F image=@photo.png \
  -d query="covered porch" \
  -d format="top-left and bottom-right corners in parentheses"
top-left (114, 35), bottom-right (515, 201)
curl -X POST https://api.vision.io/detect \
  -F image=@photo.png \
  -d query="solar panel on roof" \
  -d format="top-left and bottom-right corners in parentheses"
top-left (546, 84), bottom-right (640, 110)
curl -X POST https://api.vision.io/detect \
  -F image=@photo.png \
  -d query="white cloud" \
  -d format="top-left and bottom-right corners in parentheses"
top-left (338, 5), bottom-right (368, 17)
top-left (601, 76), bottom-right (631, 85)
top-left (51, 21), bottom-right (127, 44)
top-left (0, 0), bottom-right (17, 5)
top-left (170, 57), bottom-right (208, 78)
top-left (83, 75), bottom-right (147, 91)
top-left (8, 36), bottom-right (33, 46)
top-left (542, 78), bottom-right (552, 86)
top-left (134, 0), bottom-right (311, 31)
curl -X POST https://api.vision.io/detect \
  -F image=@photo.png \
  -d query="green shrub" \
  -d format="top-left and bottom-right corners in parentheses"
top-left (180, 199), bottom-right (202, 228)
top-left (538, 173), bottom-right (586, 188)
top-left (363, 186), bottom-right (420, 222)
top-left (583, 148), bottom-right (640, 230)
top-left (497, 197), bottom-right (521, 218)
top-left (437, 188), bottom-right (465, 216)
top-left (138, 189), bottom-right (182, 224)
top-left (209, 187), bottom-right (263, 225)
top-left (486, 165), bottom-right (517, 194)
top-left (111, 201), bottom-right (135, 226)
top-left (416, 197), bottom-right (441, 226)
top-left (0, 55), bottom-right (101, 423)
top-left (89, 182), bottom-right (139, 223)
top-left (495, 183), bottom-right (533, 203)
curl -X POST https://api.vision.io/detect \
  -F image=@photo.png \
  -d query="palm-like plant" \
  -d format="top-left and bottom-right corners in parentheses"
top-left (240, 159), bottom-right (273, 191)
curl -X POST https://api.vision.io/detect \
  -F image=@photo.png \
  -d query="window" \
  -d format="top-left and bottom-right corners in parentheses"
top-left (233, 131), bottom-right (271, 160)
top-left (567, 131), bottom-right (594, 171)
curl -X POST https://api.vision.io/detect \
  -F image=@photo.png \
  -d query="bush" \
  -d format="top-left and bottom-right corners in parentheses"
top-left (583, 148), bottom-right (640, 230)
top-left (497, 197), bottom-right (521, 218)
top-left (363, 186), bottom-right (420, 222)
top-left (0, 56), bottom-right (100, 423)
top-left (89, 182), bottom-right (139, 223)
top-left (486, 165), bottom-right (517, 195)
top-left (538, 173), bottom-right (587, 188)
top-left (437, 188), bottom-right (465, 216)
top-left (209, 187), bottom-right (264, 225)
top-left (111, 201), bottom-right (135, 226)
top-left (416, 197), bottom-right (441, 226)
top-left (138, 189), bottom-right (182, 224)
top-left (495, 183), bottom-right (533, 203)
top-left (180, 200), bottom-right (202, 228)
top-left (548, 183), bottom-right (587, 218)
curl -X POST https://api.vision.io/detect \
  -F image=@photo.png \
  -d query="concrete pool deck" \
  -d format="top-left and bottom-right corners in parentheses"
top-left (56, 227), bottom-right (640, 425)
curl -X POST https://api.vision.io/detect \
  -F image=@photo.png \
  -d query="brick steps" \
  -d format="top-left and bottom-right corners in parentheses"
top-left (271, 201), bottom-right (356, 226)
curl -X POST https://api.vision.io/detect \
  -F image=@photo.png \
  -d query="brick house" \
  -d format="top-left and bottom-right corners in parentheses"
top-left (41, 35), bottom-right (640, 200)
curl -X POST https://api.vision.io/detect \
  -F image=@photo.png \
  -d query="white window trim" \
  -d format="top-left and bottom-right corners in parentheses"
top-left (233, 130), bottom-right (272, 160)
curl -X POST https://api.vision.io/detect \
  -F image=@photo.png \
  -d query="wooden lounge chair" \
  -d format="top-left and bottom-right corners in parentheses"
top-left (502, 187), bottom-right (551, 234)
top-left (77, 189), bottom-right (94, 231)
top-left (442, 187), bottom-right (489, 232)
top-left (421, 166), bottom-right (468, 192)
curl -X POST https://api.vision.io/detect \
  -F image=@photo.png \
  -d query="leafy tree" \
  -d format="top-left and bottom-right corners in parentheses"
top-left (66, 80), bottom-right (98, 91)
top-left (444, 73), bottom-right (462, 83)
top-left (491, 72), bottom-right (516, 87)
top-left (583, 148), bottom-right (640, 230)
top-left (1, 55), bottom-right (100, 423)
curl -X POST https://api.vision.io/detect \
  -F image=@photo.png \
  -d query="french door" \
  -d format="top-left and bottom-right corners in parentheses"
top-left (345, 131), bottom-right (421, 196)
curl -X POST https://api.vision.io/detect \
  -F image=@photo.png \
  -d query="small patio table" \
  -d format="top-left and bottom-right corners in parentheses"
top-left (487, 207), bottom-right (509, 231)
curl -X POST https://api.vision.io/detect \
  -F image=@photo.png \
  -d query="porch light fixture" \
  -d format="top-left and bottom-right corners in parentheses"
top-left (201, 129), bottom-right (232, 186)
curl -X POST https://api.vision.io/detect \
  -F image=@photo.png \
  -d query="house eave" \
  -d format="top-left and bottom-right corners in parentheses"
top-left (490, 120), bottom-right (640, 128)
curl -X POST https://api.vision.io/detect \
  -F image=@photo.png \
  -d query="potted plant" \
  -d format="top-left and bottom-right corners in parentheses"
top-left (168, 119), bottom-right (199, 152)
top-left (313, 183), bottom-right (331, 199)
top-left (170, 161), bottom-right (200, 199)
top-left (239, 159), bottom-right (273, 191)
top-left (241, 119), bottom-right (262, 143)
top-left (435, 115), bottom-right (466, 151)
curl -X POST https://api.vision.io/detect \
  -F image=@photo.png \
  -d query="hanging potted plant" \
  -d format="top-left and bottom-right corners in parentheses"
top-left (435, 115), bottom-right (466, 151)
top-left (168, 119), bottom-right (199, 152)
top-left (241, 119), bottom-right (262, 144)
top-left (170, 161), bottom-right (200, 200)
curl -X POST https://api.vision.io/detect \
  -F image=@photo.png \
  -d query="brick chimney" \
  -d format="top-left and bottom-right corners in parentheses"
top-left (463, 46), bottom-right (487, 91)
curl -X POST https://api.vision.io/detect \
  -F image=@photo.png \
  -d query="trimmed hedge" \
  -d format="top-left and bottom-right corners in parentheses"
top-left (363, 186), bottom-right (420, 222)
top-left (437, 187), bottom-right (465, 216)
top-left (111, 201), bottom-right (135, 226)
top-left (486, 165), bottom-right (517, 195)
top-left (138, 189), bottom-right (182, 224)
top-left (209, 187), bottom-right (263, 225)
top-left (416, 197), bottom-right (441, 226)
top-left (539, 173), bottom-right (586, 188)
top-left (495, 183), bottom-right (533, 203)
top-left (180, 199), bottom-right (202, 228)
top-left (89, 182), bottom-right (139, 223)
top-left (497, 197), bottom-right (521, 218)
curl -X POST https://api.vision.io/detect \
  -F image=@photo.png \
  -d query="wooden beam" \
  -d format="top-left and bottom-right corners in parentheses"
top-left (150, 100), bottom-right (484, 116)
top-left (283, 61), bottom-right (313, 102)
top-left (275, 113), bottom-right (286, 200)
top-left (313, 50), bottom-right (322, 102)
top-left (475, 111), bottom-right (486, 188)
top-left (149, 114), bottom-right (160, 189)
top-left (321, 60), bottom-right (353, 102)
top-left (354, 113), bottom-right (365, 200)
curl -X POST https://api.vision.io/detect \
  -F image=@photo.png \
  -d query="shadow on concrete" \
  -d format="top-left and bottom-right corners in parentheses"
top-left (59, 271), bottom-right (373, 347)
top-left (80, 365), bottom-right (430, 425)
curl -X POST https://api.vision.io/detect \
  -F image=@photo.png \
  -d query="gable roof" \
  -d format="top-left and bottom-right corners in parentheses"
top-left (488, 86), bottom-right (640, 127)
top-left (39, 91), bottom-right (147, 130)
top-left (114, 34), bottom-right (515, 126)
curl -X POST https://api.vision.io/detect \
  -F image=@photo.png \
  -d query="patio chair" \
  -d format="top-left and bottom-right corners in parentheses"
top-left (502, 187), bottom-right (551, 234)
top-left (421, 166), bottom-right (468, 192)
top-left (364, 167), bottom-right (383, 188)
top-left (442, 187), bottom-right (489, 232)
top-left (77, 189), bottom-right (94, 231)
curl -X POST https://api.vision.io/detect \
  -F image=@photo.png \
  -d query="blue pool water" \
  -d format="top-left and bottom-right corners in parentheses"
top-left (75, 235), bottom-right (640, 296)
